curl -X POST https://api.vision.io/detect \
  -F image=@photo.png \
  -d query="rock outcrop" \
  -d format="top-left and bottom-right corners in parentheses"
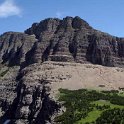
top-left (24, 16), bottom-right (124, 67)
top-left (0, 17), bottom-right (124, 67)
top-left (0, 32), bottom-right (37, 66)
top-left (0, 16), bottom-right (124, 123)
top-left (0, 16), bottom-right (124, 67)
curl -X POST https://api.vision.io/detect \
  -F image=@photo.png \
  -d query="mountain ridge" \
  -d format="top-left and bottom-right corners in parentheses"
top-left (0, 16), bottom-right (124, 124)
top-left (1, 16), bottom-right (124, 68)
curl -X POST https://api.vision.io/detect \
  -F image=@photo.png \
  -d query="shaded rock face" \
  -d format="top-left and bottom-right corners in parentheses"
top-left (13, 81), bottom-right (59, 124)
top-left (25, 16), bottom-right (93, 64)
top-left (0, 63), bottom-right (60, 124)
top-left (0, 32), bottom-right (37, 66)
top-left (25, 16), bottom-right (124, 67)
top-left (0, 16), bottom-right (124, 67)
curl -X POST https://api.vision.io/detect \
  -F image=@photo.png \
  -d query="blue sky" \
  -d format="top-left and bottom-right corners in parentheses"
top-left (0, 0), bottom-right (124, 37)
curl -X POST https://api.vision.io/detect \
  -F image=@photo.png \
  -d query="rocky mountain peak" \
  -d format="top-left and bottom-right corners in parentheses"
top-left (0, 16), bottom-right (124, 67)
top-left (25, 16), bottom-right (92, 38)
top-left (72, 16), bottom-right (92, 29)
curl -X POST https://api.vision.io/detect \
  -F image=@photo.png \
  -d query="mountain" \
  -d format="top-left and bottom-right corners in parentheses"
top-left (1, 16), bottom-right (124, 67)
top-left (0, 16), bottom-right (124, 124)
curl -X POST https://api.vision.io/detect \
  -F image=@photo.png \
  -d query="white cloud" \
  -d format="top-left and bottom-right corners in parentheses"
top-left (56, 11), bottom-right (63, 18)
top-left (55, 11), bottom-right (70, 18)
top-left (0, 0), bottom-right (21, 18)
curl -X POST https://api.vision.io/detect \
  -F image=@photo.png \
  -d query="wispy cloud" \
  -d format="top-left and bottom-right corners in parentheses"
top-left (0, 0), bottom-right (22, 18)
top-left (55, 11), bottom-right (70, 18)
top-left (56, 11), bottom-right (63, 18)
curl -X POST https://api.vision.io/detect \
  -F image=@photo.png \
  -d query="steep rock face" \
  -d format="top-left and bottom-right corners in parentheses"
top-left (86, 33), bottom-right (124, 67)
top-left (25, 16), bottom-right (124, 67)
top-left (0, 16), bottom-right (124, 67)
top-left (25, 16), bottom-right (94, 64)
top-left (1, 63), bottom-right (61, 124)
top-left (0, 32), bottom-right (37, 66)
top-left (0, 65), bottom-right (20, 119)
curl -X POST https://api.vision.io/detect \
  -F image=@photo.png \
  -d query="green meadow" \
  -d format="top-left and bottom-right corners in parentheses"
top-left (55, 89), bottom-right (124, 124)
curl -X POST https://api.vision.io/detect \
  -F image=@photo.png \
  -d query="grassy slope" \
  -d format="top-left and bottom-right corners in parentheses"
top-left (77, 110), bottom-right (102, 124)
top-left (77, 100), bottom-right (124, 124)
top-left (56, 89), bottom-right (124, 124)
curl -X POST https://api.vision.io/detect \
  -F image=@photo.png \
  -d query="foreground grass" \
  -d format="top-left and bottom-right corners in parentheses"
top-left (77, 100), bottom-right (124, 124)
top-left (55, 89), bottom-right (124, 124)
top-left (77, 110), bottom-right (102, 124)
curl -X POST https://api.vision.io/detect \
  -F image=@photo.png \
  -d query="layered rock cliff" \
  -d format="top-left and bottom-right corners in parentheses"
top-left (0, 16), bottom-right (124, 67)
top-left (0, 16), bottom-right (124, 124)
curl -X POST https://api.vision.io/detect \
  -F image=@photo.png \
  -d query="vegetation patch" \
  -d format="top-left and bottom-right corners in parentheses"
top-left (55, 89), bottom-right (124, 124)
top-left (0, 69), bottom-right (9, 77)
